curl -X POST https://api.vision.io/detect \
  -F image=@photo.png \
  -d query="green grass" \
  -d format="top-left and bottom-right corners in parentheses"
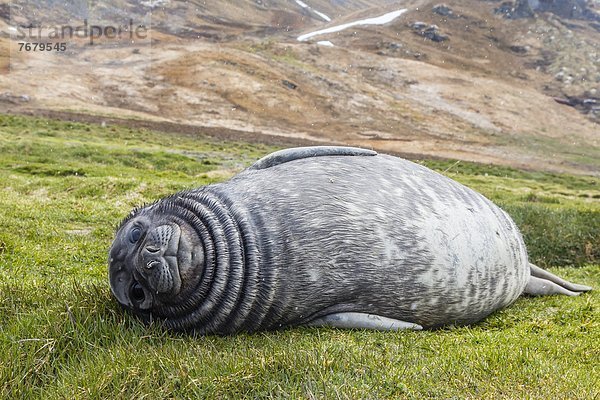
top-left (0, 114), bottom-right (598, 399)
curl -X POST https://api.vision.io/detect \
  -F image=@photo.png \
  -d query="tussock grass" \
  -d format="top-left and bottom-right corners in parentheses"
top-left (1, 114), bottom-right (598, 399)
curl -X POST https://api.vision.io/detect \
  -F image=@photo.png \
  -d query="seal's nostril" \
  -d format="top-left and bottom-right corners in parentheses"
top-left (146, 245), bottom-right (160, 253)
top-left (130, 281), bottom-right (145, 303)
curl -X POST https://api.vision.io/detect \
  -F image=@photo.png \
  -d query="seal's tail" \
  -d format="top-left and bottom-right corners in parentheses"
top-left (524, 263), bottom-right (592, 296)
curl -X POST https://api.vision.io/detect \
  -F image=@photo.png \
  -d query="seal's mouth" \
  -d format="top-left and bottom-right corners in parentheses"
top-left (129, 281), bottom-right (145, 303)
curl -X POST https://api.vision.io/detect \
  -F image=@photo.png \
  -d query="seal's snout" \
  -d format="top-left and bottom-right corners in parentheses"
top-left (141, 224), bottom-right (179, 260)
top-left (137, 224), bottom-right (182, 296)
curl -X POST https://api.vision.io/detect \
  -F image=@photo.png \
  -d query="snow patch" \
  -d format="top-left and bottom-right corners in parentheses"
top-left (312, 10), bottom-right (332, 22)
top-left (297, 9), bottom-right (407, 41)
top-left (294, 0), bottom-right (332, 22)
top-left (141, 0), bottom-right (169, 8)
top-left (317, 40), bottom-right (334, 47)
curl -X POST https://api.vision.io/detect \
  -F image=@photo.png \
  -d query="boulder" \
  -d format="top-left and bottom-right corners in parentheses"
top-left (432, 4), bottom-right (454, 17)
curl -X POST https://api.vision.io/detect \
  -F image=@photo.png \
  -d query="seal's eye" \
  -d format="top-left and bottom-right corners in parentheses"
top-left (130, 281), bottom-right (145, 303)
top-left (129, 227), bottom-right (142, 243)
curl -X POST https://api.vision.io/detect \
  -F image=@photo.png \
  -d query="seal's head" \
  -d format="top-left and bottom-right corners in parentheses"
top-left (109, 190), bottom-right (257, 333)
top-left (108, 203), bottom-right (205, 319)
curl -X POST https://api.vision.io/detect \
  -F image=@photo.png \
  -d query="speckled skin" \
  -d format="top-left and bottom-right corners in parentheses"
top-left (109, 148), bottom-right (532, 334)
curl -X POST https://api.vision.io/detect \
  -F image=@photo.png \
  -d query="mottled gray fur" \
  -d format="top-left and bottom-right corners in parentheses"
top-left (108, 146), bottom-right (591, 334)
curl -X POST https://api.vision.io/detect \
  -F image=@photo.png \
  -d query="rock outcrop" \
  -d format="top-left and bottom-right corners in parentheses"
top-left (495, 0), bottom-right (600, 21)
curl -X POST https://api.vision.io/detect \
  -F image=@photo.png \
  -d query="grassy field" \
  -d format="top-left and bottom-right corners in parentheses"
top-left (0, 114), bottom-right (598, 399)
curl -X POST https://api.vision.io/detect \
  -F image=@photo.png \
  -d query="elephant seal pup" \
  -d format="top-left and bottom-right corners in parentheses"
top-left (108, 146), bottom-right (591, 334)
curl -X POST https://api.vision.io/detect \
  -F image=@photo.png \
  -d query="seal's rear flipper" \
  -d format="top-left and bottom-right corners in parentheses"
top-left (306, 312), bottom-right (423, 331)
top-left (250, 146), bottom-right (377, 170)
top-left (525, 263), bottom-right (592, 296)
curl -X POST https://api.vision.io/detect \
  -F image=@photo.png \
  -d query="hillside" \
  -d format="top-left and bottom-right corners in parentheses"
top-left (0, 0), bottom-right (599, 175)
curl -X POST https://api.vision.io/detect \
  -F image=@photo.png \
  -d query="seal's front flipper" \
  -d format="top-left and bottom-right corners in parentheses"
top-left (306, 312), bottom-right (423, 331)
top-left (529, 264), bottom-right (592, 293)
top-left (250, 146), bottom-right (377, 170)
